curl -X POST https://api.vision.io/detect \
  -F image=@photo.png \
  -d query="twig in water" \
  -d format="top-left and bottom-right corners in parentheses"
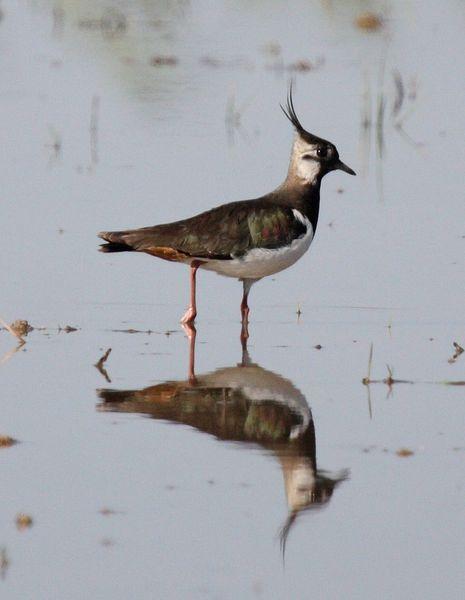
top-left (448, 341), bottom-right (464, 364)
top-left (384, 364), bottom-right (394, 387)
top-left (362, 343), bottom-right (374, 385)
top-left (95, 348), bottom-right (112, 383)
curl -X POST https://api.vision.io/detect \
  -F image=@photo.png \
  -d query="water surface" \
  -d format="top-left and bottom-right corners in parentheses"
top-left (1, 1), bottom-right (465, 598)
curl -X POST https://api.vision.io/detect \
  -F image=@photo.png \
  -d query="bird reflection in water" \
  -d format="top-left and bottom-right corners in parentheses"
top-left (97, 325), bottom-right (348, 557)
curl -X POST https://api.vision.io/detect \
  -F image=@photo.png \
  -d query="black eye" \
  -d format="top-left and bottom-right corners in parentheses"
top-left (317, 146), bottom-right (328, 158)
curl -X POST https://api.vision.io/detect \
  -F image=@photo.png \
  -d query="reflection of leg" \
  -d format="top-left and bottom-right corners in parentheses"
top-left (240, 319), bottom-right (249, 345)
top-left (182, 323), bottom-right (197, 383)
top-left (240, 330), bottom-right (252, 366)
top-left (240, 279), bottom-right (255, 343)
top-left (180, 261), bottom-right (202, 325)
top-left (240, 279), bottom-right (251, 323)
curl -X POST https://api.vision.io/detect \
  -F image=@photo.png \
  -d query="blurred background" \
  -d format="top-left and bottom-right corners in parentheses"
top-left (1, 2), bottom-right (464, 599)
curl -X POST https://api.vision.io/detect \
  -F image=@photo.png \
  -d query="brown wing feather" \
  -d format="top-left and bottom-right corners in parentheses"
top-left (98, 199), bottom-right (305, 260)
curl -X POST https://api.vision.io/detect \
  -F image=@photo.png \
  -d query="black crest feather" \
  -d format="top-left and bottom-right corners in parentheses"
top-left (280, 83), bottom-right (328, 146)
top-left (280, 81), bottom-right (305, 133)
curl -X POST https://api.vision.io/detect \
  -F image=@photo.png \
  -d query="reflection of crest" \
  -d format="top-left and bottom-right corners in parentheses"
top-left (97, 326), bottom-right (347, 559)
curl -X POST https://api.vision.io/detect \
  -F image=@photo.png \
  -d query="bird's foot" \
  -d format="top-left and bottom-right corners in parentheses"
top-left (180, 306), bottom-right (197, 325)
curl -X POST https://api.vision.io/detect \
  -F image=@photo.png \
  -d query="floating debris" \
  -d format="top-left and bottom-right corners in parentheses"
top-left (15, 514), bottom-right (33, 531)
top-left (355, 12), bottom-right (383, 32)
top-left (111, 328), bottom-right (154, 334)
top-left (10, 320), bottom-right (33, 336)
top-left (0, 435), bottom-right (18, 448)
top-left (150, 55), bottom-right (178, 67)
top-left (0, 317), bottom-right (32, 343)
top-left (396, 448), bottom-right (414, 458)
top-left (314, 344), bottom-right (322, 350)
top-left (100, 537), bottom-right (115, 547)
top-left (98, 507), bottom-right (117, 516)
top-left (59, 325), bottom-right (79, 333)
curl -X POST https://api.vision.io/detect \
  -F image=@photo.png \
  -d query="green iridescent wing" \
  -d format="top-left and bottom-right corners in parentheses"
top-left (113, 201), bottom-right (307, 259)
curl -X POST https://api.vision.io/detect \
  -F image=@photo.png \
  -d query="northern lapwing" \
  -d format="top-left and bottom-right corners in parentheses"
top-left (98, 86), bottom-right (355, 329)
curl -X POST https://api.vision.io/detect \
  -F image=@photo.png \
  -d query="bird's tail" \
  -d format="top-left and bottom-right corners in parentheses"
top-left (98, 231), bottom-right (134, 253)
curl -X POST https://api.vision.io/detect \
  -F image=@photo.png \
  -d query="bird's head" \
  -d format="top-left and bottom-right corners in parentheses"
top-left (281, 85), bottom-right (356, 187)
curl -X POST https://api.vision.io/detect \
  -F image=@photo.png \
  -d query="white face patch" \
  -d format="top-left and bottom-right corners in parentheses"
top-left (296, 156), bottom-right (322, 184)
top-left (288, 136), bottom-right (323, 185)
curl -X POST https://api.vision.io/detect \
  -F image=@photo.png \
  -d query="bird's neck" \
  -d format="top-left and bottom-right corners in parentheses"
top-left (273, 177), bottom-right (321, 232)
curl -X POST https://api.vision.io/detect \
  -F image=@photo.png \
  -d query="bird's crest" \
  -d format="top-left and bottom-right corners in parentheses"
top-left (280, 82), bottom-right (326, 146)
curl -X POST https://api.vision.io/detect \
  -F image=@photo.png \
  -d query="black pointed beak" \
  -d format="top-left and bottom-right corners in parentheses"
top-left (334, 159), bottom-right (356, 176)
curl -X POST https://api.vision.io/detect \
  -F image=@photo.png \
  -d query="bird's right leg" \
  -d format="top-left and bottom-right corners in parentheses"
top-left (181, 260), bottom-right (203, 325)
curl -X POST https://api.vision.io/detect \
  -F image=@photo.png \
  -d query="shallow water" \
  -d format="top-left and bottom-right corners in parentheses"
top-left (1, 1), bottom-right (465, 598)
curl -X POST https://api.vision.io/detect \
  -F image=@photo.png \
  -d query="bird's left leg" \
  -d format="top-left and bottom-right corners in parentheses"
top-left (181, 260), bottom-right (203, 325)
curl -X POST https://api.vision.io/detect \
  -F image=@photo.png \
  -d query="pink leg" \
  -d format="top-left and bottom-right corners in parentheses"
top-left (181, 323), bottom-right (197, 384)
top-left (181, 261), bottom-right (202, 325)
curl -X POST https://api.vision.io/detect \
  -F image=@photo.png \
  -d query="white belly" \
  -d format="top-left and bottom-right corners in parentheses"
top-left (199, 218), bottom-right (314, 280)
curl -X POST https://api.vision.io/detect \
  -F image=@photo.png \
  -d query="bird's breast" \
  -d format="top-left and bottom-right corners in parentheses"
top-left (200, 212), bottom-right (314, 279)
